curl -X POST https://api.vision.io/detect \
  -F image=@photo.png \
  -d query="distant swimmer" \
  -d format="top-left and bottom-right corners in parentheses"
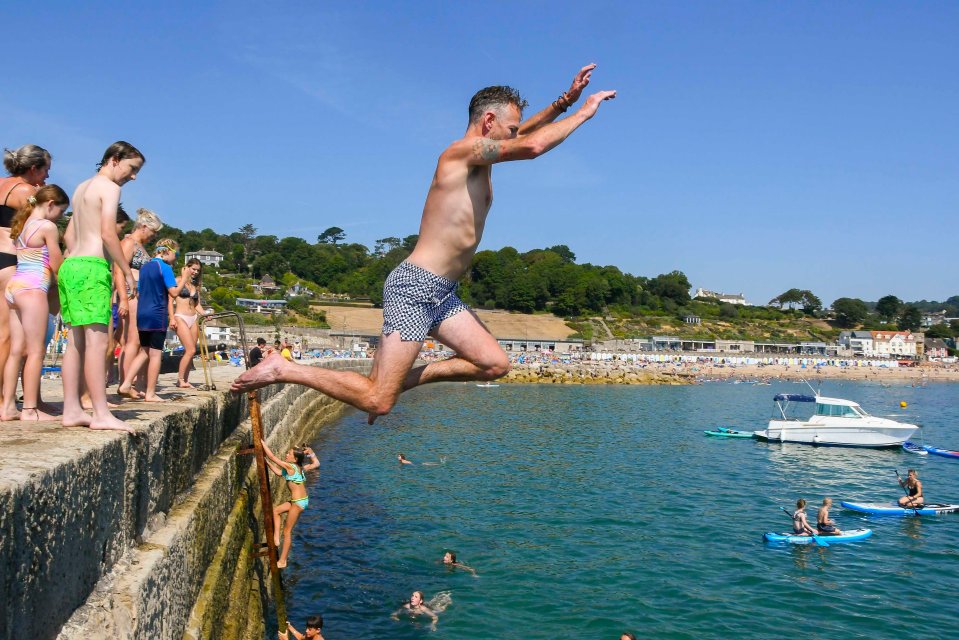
top-left (398, 453), bottom-right (414, 465)
top-left (442, 551), bottom-right (477, 577)
top-left (792, 498), bottom-right (816, 536)
top-left (280, 615), bottom-right (324, 640)
top-left (261, 441), bottom-right (310, 568)
top-left (232, 64), bottom-right (615, 424)
top-left (391, 590), bottom-right (441, 631)
top-left (816, 497), bottom-right (842, 536)
top-left (620, 634), bottom-right (637, 640)
top-left (898, 469), bottom-right (924, 507)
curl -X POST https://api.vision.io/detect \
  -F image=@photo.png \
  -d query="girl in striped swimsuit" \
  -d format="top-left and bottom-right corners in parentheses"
top-left (0, 185), bottom-right (67, 421)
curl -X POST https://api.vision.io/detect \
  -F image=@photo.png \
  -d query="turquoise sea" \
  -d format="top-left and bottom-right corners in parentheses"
top-left (281, 380), bottom-right (959, 639)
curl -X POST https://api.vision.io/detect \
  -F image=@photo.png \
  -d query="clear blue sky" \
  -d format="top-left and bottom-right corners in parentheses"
top-left (5, 1), bottom-right (956, 306)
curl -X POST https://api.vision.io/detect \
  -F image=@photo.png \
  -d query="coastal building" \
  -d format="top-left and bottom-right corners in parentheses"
top-left (693, 288), bottom-right (748, 305)
top-left (869, 331), bottom-right (920, 359)
top-left (184, 249), bottom-right (224, 267)
top-left (924, 337), bottom-right (949, 359)
top-left (235, 298), bottom-right (288, 314)
top-left (683, 315), bottom-right (701, 325)
top-left (838, 331), bottom-right (874, 356)
top-left (286, 282), bottom-right (312, 298)
top-left (253, 274), bottom-right (280, 295)
top-left (204, 324), bottom-right (234, 345)
top-left (921, 311), bottom-right (949, 327)
top-left (715, 339), bottom-right (755, 353)
top-left (652, 336), bottom-right (682, 351)
top-left (497, 337), bottom-right (585, 354)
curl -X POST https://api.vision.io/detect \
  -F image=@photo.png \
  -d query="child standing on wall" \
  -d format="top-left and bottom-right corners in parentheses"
top-left (60, 142), bottom-right (143, 432)
top-left (117, 239), bottom-right (190, 401)
top-left (261, 440), bottom-right (310, 569)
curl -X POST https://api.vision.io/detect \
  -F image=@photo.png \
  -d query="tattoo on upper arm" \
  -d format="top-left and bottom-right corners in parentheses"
top-left (472, 139), bottom-right (501, 162)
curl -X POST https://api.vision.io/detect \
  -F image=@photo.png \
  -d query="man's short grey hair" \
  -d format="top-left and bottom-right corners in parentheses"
top-left (468, 85), bottom-right (528, 123)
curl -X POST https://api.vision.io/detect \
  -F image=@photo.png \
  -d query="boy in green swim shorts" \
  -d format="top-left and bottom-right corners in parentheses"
top-left (61, 141), bottom-right (144, 434)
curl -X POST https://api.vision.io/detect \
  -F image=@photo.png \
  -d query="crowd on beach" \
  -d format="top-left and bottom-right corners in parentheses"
top-left (1, 142), bottom-right (209, 433)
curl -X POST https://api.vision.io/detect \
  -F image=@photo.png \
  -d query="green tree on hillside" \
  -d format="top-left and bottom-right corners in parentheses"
top-left (898, 305), bottom-right (922, 332)
top-left (318, 226), bottom-right (346, 245)
top-left (832, 297), bottom-right (869, 328)
top-left (648, 271), bottom-right (691, 306)
top-left (876, 295), bottom-right (902, 320)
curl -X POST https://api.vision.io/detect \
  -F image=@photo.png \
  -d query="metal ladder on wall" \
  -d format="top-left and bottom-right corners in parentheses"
top-left (199, 312), bottom-right (288, 630)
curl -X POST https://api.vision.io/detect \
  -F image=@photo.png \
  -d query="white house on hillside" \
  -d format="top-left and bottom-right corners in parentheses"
top-left (185, 249), bottom-right (224, 267)
top-left (693, 288), bottom-right (748, 305)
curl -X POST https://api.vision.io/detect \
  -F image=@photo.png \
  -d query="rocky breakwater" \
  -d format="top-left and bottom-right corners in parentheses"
top-left (0, 359), bottom-right (370, 640)
top-left (504, 362), bottom-right (695, 385)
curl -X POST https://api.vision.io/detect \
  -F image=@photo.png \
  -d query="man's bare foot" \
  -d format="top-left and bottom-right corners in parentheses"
top-left (143, 395), bottom-right (166, 403)
top-left (19, 407), bottom-right (58, 422)
top-left (62, 411), bottom-right (93, 427)
top-left (231, 353), bottom-right (287, 392)
top-left (89, 413), bottom-right (135, 434)
top-left (177, 381), bottom-right (195, 389)
top-left (1, 409), bottom-right (21, 421)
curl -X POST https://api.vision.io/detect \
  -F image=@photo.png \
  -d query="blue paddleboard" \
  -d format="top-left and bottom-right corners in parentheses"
top-left (840, 501), bottom-right (959, 516)
top-left (763, 528), bottom-right (872, 545)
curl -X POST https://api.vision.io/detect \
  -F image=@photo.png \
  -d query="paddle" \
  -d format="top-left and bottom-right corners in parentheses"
top-left (895, 469), bottom-right (920, 516)
top-left (779, 506), bottom-right (828, 547)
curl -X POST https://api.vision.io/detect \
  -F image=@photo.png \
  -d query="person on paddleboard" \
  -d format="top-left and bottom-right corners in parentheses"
top-left (898, 469), bottom-right (924, 507)
top-left (792, 498), bottom-right (816, 535)
top-left (817, 497), bottom-right (842, 535)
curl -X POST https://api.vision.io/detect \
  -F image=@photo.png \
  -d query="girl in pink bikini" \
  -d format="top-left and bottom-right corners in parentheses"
top-left (0, 185), bottom-right (67, 420)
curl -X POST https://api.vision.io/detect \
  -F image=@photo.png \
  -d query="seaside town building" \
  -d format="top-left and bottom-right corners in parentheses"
top-left (235, 298), bottom-right (288, 314)
top-left (693, 288), bottom-right (748, 305)
top-left (252, 274), bottom-right (280, 295)
top-left (924, 337), bottom-right (949, 359)
top-left (868, 331), bottom-right (920, 358)
top-left (837, 331), bottom-right (875, 356)
top-left (184, 249), bottom-right (224, 267)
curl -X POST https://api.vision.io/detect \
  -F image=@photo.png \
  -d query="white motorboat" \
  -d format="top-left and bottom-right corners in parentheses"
top-left (475, 382), bottom-right (500, 388)
top-left (754, 393), bottom-right (918, 447)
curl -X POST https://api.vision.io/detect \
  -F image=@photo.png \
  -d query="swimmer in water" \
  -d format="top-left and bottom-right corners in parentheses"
top-left (391, 590), bottom-right (438, 631)
top-left (280, 615), bottom-right (324, 640)
top-left (398, 453), bottom-right (414, 465)
top-left (442, 551), bottom-right (477, 576)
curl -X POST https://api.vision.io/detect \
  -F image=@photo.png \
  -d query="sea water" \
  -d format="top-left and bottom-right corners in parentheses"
top-left (280, 380), bottom-right (959, 639)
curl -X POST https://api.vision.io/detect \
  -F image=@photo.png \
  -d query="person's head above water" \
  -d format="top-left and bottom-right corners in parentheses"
top-left (796, 498), bottom-right (807, 509)
top-left (409, 591), bottom-right (424, 607)
top-left (305, 615), bottom-right (323, 635)
top-left (443, 551), bottom-right (456, 564)
top-left (468, 86), bottom-right (529, 140)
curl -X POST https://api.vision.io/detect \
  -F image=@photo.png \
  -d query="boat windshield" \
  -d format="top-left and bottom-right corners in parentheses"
top-left (815, 403), bottom-right (863, 418)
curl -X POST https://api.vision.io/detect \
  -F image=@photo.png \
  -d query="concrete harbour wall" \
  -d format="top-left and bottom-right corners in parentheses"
top-left (0, 360), bottom-right (370, 640)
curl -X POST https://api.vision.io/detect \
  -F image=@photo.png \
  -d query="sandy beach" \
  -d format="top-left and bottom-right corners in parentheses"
top-left (497, 354), bottom-right (959, 385)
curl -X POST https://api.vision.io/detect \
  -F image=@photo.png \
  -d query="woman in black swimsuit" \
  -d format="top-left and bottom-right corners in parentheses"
top-left (0, 145), bottom-right (51, 412)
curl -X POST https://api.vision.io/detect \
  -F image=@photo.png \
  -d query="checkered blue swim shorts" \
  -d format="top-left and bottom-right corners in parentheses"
top-left (381, 261), bottom-right (470, 341)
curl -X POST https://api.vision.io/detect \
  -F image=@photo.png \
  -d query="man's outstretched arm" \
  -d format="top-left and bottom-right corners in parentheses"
top-left (518, 63), bottom-right (597, 135)
top-left (464, 89), bottom-right (616, 165)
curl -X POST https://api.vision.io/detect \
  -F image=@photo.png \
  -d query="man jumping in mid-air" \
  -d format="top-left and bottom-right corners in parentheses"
top-left (232, 63), bottom-right (616, 421)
